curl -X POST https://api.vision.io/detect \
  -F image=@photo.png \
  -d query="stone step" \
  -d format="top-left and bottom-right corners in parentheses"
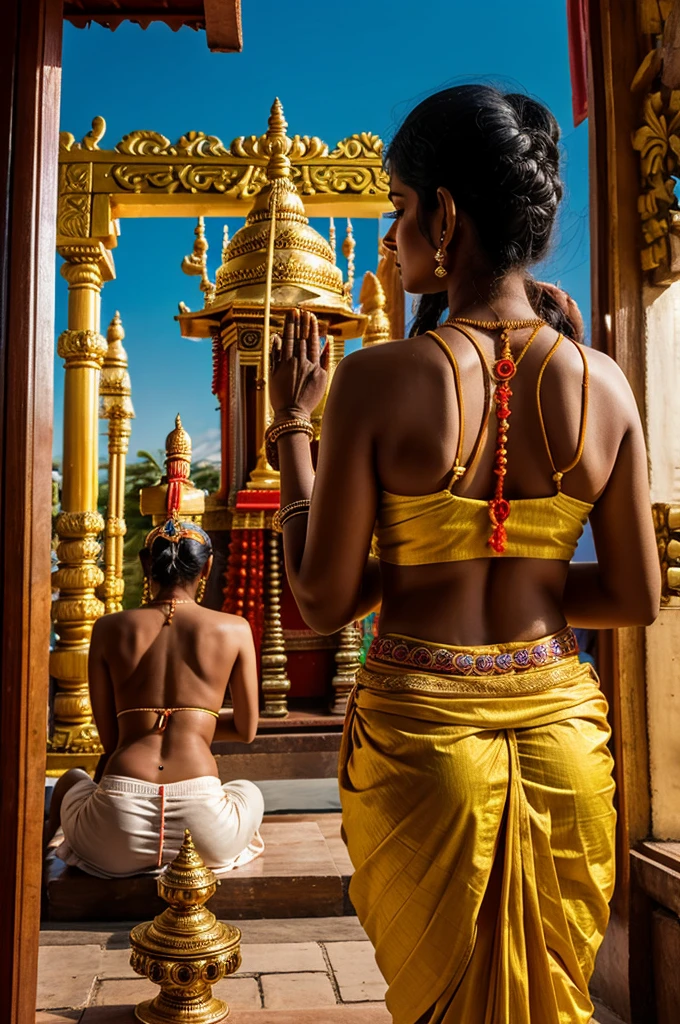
top-left (45, 816), bottom-right (353, 923)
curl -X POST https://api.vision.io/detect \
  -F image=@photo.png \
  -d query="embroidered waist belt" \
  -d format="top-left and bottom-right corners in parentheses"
top-left (366, 626), bottom-right (578, 678)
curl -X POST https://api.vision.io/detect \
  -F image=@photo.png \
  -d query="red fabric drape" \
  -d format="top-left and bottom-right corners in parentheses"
top-left (567, 0), bottom-right (589, 126)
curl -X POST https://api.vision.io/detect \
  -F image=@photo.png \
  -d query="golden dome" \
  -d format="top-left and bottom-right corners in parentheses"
top-left (178, 99), bottom-right (366, 341)
top-left (165, 413), bottom-right (191, 462)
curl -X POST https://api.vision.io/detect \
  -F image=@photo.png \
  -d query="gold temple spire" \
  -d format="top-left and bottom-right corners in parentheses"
top-left (343, 218), bottom-right (356, 302)
top-left (221, 224), bottom-right (230, 263)
top-left (329, 217), bottom-right (336, 262)
top-left (100, 311), bottom-right (135, 614)
top-left (360, 271), bottom-right (391, 346)
top-left (181, 217), bottom-right (215, 307)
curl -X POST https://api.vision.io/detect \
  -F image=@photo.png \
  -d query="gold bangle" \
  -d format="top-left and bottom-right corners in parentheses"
top-left (272, 499), bottom-right (311, 533)
top-left (264, 418), bottom-right (314, 471)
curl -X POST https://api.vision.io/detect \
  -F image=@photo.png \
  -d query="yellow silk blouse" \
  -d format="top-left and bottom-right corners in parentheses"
top-left (375, 487), bottom-right (593, 564)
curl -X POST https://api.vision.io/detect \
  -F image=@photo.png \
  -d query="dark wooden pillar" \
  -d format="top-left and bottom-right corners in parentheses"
top-left (0, 1), bottom-right (62, 1022)
top-left (588, 2), bottom-right (653, 1020)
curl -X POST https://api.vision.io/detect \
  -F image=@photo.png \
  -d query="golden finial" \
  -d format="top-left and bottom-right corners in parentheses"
top-left (165, 413), bottom-right (192, 462)
top-left (182, 217), bottom-right (215, 307)
top-left (129, 829), bottom-right (241, 1024)
top-left (82, 115), bottom-right (106, 151)
top-left (107, 310), bottom-right (124, 346)
top-left (264, 97), bottom-right (293, 181)
top-left (360, 271), bottom-right (391, 346)
top-left (221, 224), bottom-right (230, 264)
top-left (100, 312), bottom-right (134, 419)
top-left (329, 217), bottom-right (336, 262)
top-left (342, 219), bottom-right (356, 300)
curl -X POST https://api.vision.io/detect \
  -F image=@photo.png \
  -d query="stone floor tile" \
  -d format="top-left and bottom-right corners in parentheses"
top-left (40, 927), bottom-right (133, 947)
top-left (325, 941), bottom-right (387, 1002)
top-left (95, 949), bottom-right (137, 979)
top-left (237, 917), bottom-right (367, 944)
top-left (36, 1012), bottom-right (83, 1023)
top-left (213, 975), bottom-right (262, 1008)
top-left (90, 978), bottom-right (155, 1006)
top-left (80, 1007), bottom-right (137, 1023)
top-left (238, 941), bottom-right (326, 975)
top-left (37, 945), bottom-right (102, 1010)
top-left (39, 931), bottom-right (115, 948)
top-left (261, 971), bottom-right (338, 1009)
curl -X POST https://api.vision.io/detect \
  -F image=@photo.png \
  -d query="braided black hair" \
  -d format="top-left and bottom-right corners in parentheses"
top-left (386, 85), bottom-right (577, 338)
top-left (150, 525), bottom-right (212, 587)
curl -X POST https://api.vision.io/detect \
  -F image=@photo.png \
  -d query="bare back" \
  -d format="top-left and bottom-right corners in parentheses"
top-left (301, 321), bottom-right (659, 644)
top-left (89, 604), bottom-right (257, 783)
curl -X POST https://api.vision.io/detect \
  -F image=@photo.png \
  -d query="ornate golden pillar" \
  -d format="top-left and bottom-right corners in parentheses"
top-left (260, 529), bottom-right (291, 717)
top-left (330, 621), bottom-right (362, 715)
top-left (100, 311), bottom-right (134, 614)
top-left (49, 242), bottom-right (114, 754)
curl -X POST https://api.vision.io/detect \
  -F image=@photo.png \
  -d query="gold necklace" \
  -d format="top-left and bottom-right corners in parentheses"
top-left (148, 597), bottom-right (194, 626)
top-left (443, 317), bottom-right (545, 554)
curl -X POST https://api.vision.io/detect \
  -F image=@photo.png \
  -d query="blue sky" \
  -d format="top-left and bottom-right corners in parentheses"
top-left (55, 1), bottom-right (588, 463)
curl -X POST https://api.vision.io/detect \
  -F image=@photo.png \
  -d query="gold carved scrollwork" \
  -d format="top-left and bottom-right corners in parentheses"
top-left (52, 565), bottom-right (105, 591)
top-left (58, 164), bottom-right (93, 239)
top-left (59, 116), bottom-right (106, 153)
top-left (116, 130), bottom-right (174, 156)
top-left (177, 165), bottom-right (243, 194)
top-left (57, 329), bottom-right (108, 368)
top-left (304, 164), bottom-right (386, 196)
top-left (54, 597), bottom-right (106, 624)
top-left (82, 115), bottom-right (106, 151)
top-left (330, 133), bottom-right (384, 159)
top-left (632, 91), bottom-right (680, 278)
top-left (110, 166), bottom-right (177, 193)
top-left (67, 122), bottom-right (387, 203)
top-left (175, 131), bottom-right (229, 157)
top-left (56, 510), bottom-right (106, 538)
top-left (58, 194), bottom-right (91, 239)
top-left (632, 3), bottom-right (680, 282)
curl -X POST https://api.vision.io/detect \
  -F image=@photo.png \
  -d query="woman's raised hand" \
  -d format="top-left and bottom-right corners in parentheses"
top-left (269, 309), bottom-right (330, 422)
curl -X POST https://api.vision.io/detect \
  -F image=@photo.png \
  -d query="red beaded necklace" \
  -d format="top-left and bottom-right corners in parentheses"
top-left (444, 317), bottom-right (545, 554)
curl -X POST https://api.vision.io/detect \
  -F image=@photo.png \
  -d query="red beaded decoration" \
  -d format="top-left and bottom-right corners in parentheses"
top-left (222, 528), bottom-right (265, 655)
top-left (445, 317), bottom-right (544, 554)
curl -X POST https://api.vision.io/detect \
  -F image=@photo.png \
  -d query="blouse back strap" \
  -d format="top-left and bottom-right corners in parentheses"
top-left (426, 330), bottom-right (466, 481)
top-left (536, 335), bottom-right (590, 490)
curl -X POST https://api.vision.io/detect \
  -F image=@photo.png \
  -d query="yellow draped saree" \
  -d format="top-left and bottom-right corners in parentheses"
top-left (338, 631), bottom-right (616, 1024)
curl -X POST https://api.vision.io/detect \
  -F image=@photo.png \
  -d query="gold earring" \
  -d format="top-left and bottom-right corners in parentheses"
top-left (141, 576), bottom-right (151, 606)
top-left (434, 234), bottom-right (447, 278)
top-left (196, 578), bottom-right (207, 604)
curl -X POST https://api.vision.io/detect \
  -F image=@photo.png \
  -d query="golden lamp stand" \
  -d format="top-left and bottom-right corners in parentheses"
top-left (130, 830), bottom-right (241, 1024)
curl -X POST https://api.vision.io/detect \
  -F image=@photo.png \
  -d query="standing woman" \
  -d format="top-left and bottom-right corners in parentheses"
top-left (267, 86), bottom-right (660, 1024)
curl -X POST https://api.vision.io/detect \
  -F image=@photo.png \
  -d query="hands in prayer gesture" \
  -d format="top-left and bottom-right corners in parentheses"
top-left (269, 309), bottom-right (330, 422)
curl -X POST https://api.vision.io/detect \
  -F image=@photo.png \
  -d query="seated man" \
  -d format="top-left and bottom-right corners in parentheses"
top-left (45, 517), bottom-right (264, 878)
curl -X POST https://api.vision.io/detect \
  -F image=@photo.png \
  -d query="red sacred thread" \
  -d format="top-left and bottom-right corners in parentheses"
top-left (157, 785), bottom-right (166, 868)
top-left (445, 318), bottom-right (544, 554)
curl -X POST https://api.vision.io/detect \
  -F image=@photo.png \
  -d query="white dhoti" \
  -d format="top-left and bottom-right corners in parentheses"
top-left (56, 774), bottom-right (265, 878)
